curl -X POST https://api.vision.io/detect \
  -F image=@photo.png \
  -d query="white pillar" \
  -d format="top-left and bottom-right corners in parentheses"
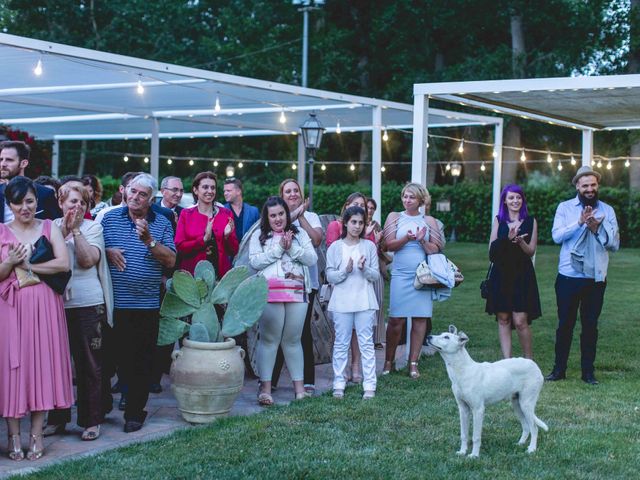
top-left (371, 106), bottom-right (382, 223)
top-left (491, 120), bottom-right (504, 221)
top-left (581, 129), bottom-right (593, 166)
top-left (150, 118), bottom-right (160, 181)
top-left (51, 139), bottom-right (60, 178)
top-left (297, 136), bottom-right (306, 187)
top-left (411, 94), bottom-right (429, 185)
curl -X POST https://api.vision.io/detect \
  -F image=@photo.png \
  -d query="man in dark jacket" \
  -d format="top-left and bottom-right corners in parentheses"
top-left (0, 140), bottom-right (60, 222)
top-left (222, 177), bottom-right (260, 243)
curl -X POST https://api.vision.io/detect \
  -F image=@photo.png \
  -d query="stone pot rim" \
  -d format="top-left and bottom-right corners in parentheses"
top-left (182, 337), bottom-right (236, 350)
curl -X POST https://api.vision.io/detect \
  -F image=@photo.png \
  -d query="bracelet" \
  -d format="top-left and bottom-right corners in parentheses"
top-left (72, 230), bottom-right (82, 237)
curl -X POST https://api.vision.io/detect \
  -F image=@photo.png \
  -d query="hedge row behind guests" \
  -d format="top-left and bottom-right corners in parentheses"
top-left (249, 196), bottom-right (318, 406)
top-left (0, 177), bottom-right (73, 461)
top-left (485, 184), bottom-right (541, 360)
top-left (326, 206), bottom-right (379, 399)
top-left (46, 185), bottom-right (114, 441)
top-left (101, 173), bottom-right (176, 433)
top-left (271, 179), bottom-right (322, 394)
top-left (175, 171), bottom-right (238, 277)
top-left (0, 141), bottom-right (60, 222)
top-left (383, 183), bottom-right (444, 379)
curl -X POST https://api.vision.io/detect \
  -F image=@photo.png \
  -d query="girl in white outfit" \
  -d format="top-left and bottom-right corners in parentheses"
top-left (326, 206), bottom-right (380, 399)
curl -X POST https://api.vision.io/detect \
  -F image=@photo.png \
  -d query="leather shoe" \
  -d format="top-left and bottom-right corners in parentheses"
top-left (582, 374), bottom-right (599, 385)
top-left (124, 412), bottom-right (147, 433)
top-left (544, 371), bottom-right (566, 381)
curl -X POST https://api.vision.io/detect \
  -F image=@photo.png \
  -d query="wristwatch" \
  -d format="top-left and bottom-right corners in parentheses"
top-left (148, 239), bottom-right (158, 249)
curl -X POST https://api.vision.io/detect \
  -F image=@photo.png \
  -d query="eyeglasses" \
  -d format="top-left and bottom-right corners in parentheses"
top-left (164, 187), bottom-right (184, 194)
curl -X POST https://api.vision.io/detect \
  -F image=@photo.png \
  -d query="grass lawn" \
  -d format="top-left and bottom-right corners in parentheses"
top-left (20, 243), bottom-right (640, 480)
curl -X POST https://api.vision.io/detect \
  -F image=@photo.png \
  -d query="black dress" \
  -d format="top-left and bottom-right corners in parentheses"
top-left (485, 215), bottom-right (541, 323)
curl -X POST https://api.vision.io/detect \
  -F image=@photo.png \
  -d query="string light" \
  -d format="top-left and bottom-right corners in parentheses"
top-left (445, 163), bottom-right (451, 171)
top-left (458, 139), bottom-right (464, 153)
top-left (382, 129), bottom-right (389, 142)
top-left (557, 163), bottom-right (563, 171)
top-left (213, 160), bottom-right (219, 167)
top-left (292, 163), bottom-right (297, 170)
top-left (279, 109), bottom-right (287, 124)
top-left (214, 96), bottom-right (221, 113)
top-left (520, 149), bottom-right (526, 162)
top-left (188, 159), bottom-right (194, 166)
top-left (480, 162), bottom-right (486, 171)
top-left (381, 166), bottom-right (386, 172)
top-left (237, 162), bottom-right (244, 169)
top-left (606, 161), bottom-right (612, 170)
top-left (546, 153), bottom-right (553, 163)
top-left (167, 158), bottom-right (172, 165)
top-left (143, 157), bottom-right (149, 164)
top-left (570, 155), bottom-right (576, 166)
top-left (264, 162), bottom-right (269, 167)
top-left (123, 155), bottom-right (129, 163)
top-left (596, 160), bottom-right (603, 168)
top-left (320, 164), bottom-right (326, 171)
top-left (226, 166), bottom-right (235, 177)
top-left (350, 164), bottom-right (356, 171)
top-left (33, 58), bottom-right (43, 76)
top-left (336, 121), bottom-right (341, 134)
top-left (136, 76), bottom-right (144, 95)
top-left (492, 149), bottom-right (497, 158)
top-left (625, 159), bottom-right (631, 167)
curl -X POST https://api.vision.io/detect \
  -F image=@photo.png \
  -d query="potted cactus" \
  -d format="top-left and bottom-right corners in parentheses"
top-left (158, 260), bottom-right (267, 423)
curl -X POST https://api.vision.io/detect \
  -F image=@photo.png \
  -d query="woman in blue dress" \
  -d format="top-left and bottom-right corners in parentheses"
top-left (485, 184), bottom-right (541, 359)
top-left (382, 183), bottom-right (444, 378)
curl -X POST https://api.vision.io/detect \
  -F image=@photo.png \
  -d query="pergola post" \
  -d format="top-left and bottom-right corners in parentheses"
top-left (581, 129), bottom-right (593, 166)
top-left (51, 139), bottom-right (60, 178)
top-left (150, 118), bottom-right (160, 181)
top-left (411, 94), bottom-right (429, 185)
top-left (492, 120), bottom-right (504, 220)
top-left (371, 106), bottom-right (382, 223)
top-left (297, 136), bottom-right (306, 188)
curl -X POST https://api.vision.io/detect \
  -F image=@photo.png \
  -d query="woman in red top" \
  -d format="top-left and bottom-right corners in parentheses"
top-left (175, 171), bottom-right (238, 277)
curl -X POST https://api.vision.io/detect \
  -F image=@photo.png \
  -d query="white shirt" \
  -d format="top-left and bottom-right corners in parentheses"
top-left (293, 211), bottom-right (322, 290)
top-left (4, 201), bottom-right (14, 223)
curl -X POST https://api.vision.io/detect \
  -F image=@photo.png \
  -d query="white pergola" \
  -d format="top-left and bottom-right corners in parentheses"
top-left (0, 33), bottom-right (502, 221)
top-left (412, 74), bottom-right (640, 219)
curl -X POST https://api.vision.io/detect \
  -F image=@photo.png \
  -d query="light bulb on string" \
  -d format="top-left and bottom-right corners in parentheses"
top-left (238, 162), bottom-right (243, 169)
top-left (214, 96), bottom-right (221, 113)
top-left (188, 159), bottom-right (194, 166)
top-left (596, 160), bottom-right (603, 168)
top-left (350, 164), bottom-right (356, 171)
top-left (492, 149), bottom-right (497, 159)
top-left (606, 161), bottom-right (612, 170)
top-left (336, 121), bottom-right (341, 134)
top-left (320, 164), bottom-right (326, 171)
top-left (546, 153), bottom-right (553, 163)
top-left (264, 162), bottom-right (269, 167)
top-left (33, 58), bottom-right (43, 76)
top-left (143, 157), bottom-right (149, 164)
top-left (382, 129), bottom-right (389, 142)
top-left (167, 158), bottom-right (172, 165)
top-left (213, 160), bottom-right (219, 167)
top-left (458, 139), bottom-right (464, 153)
top-left (137, 76), bottom-right (144, 95)
top-left (625, 158), bottom-right (631, 168)
top-left (445, 163), bottom-right (451, 171)
top-left (123, 155), bottom-right (129, 163)
top-left (520, 149), bottom-right (526, 162)
top-left (381, 165), bottom-right (386, 172)
top-left (570, 155), bottom-right (576, 166)
top-left (279, 109), bottom-right (286, 124)
top-left (292, 163), bottom-right (297, 170)
top-left (557, 163), bottom-right (563, 171)
top-left (480, 162), bottom-right (486, 172)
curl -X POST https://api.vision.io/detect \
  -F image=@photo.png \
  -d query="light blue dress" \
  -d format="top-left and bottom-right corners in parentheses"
top-left (389, 212), bottom-right (433, 318)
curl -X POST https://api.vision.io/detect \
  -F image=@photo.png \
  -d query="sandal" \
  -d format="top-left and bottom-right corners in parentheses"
top-left (8, 434), bottom-right (24, 461)
top-left (81, 425), bottom-right (100, 441)
top-left (382, 361), bottom-right (395, 375)
top-left (26, 434), bottom-right (44, 461)
top-left (294, 392), bottom-right (309, 400)
top-left (333, 389), bottom-right (345, 399)
top-left (257, 392), bottom-right (274, 406)
top-left (409, 361), bottom-right (420, 379)
top-left (42, 423), bottom-right (65, 437)
top-left (304, 384), bottom-right (316, 396)
top-left (362, 390), bottom-right (376, 400)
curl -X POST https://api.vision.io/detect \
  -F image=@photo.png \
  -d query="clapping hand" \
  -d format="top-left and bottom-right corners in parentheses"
top-left (357, 255), bottom-right (366, 270)
top-left (415, 226), bottom-right (427, 243)
top-left (512, 233), bottom-right (529, 245)
top-left (345, 257), bottom-right (354, 273)
top-left (7, 243), bottom-right (28, 266)
top-left (406, 229), bottom-right (416, 241)
top-left (280, 230), bottom-right (294, 250)
top-left (583, 207), bottom-right (602, 233)
top-left (203, 217), bottom-right (213, 243)
top-left (580, 206), bottom-right (592, 226)
top-left (224, 217), bottom-right (234, 238)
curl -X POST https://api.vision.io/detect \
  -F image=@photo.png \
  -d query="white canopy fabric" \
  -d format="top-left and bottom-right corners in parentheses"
top-left (0, 33), bottom-right (500, 220)
top-left (411, 74), bottom-right (640, 218)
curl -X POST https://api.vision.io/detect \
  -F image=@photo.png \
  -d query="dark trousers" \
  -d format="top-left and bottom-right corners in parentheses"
top-left (114, 308), bottom-right (159, 422)
top-left (553, 274), bottom-right (606, 376)
top-left (48, 305), bottom-right (112, 428)
top-left (272, 290), bottom-right (316, 386)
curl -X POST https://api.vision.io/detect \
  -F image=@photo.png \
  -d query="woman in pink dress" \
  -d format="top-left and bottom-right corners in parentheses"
top-left (174, 171), bottom-right (239, 277)
top-left (0, 177), bottom-right (73, 461)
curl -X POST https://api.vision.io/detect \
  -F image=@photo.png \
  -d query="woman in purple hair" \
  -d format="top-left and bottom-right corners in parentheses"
top-left (486, 184), bottom-right (541, 359)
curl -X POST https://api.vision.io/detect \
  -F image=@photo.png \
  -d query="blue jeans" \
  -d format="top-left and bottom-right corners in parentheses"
top-left (553, 274), bottom-right (606, 376)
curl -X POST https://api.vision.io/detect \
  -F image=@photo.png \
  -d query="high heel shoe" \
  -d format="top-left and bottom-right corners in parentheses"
top-left (7, 434), bottom-right (24, 461)
top-left (409, 361), bottom-right (420, 379)
top-left (26, 434), bottom-right (44, 461)
top-left (382, 361), bottom-right (394, 375)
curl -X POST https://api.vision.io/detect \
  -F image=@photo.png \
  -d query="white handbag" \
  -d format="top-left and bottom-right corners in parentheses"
top-left (414, 254), bottom-right (464, 290)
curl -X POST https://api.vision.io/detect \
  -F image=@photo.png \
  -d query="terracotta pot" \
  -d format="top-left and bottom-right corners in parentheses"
top-left (170, 338), bottom-right (245, 424)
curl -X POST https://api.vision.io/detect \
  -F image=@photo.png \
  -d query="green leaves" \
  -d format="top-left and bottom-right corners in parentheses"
top-left (191, 302), bottom-right (219, 343)
top-left (160, 291), bottom-right (198, 319)
top-left (157, 316), bottom-right (190, 346)
top-left (172, 270), bottom-right (202, 308)
top-left (221, 275), bottom-right (268, 338)
top-left (211, 266), bottom-right (250, 305)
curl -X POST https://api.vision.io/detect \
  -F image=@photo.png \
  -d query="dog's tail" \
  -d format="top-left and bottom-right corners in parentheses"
top-left (534, 416), bottom-right (549, 432)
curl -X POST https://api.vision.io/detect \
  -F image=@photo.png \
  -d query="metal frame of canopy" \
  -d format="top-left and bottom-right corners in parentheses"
top-left (412, 74), bottom-right (640, 219)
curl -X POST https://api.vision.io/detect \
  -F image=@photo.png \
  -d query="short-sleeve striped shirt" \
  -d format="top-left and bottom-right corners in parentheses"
top-left (102, 206), bottom-right (175, 309)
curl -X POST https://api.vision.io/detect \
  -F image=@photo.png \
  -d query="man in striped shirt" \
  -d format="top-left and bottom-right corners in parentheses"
top-left (102, 173), bottom-right (176, 433)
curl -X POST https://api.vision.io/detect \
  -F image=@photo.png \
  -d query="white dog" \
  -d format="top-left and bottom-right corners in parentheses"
top-left (427, 325), bottom-right (548, 458)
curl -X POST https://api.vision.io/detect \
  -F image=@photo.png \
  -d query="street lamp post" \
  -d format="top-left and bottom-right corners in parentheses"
top-left (292, 0), bottom-right (324, 87)
top-left (300, 113), bottom-right (325, 211)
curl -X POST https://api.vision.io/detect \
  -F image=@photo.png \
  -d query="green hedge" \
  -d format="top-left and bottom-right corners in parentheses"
top-left (102, 177), bottom-right (639, 247)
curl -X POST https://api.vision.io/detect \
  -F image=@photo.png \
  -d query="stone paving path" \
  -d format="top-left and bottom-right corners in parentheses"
top-left (0, 347), bottom-right (402, 478)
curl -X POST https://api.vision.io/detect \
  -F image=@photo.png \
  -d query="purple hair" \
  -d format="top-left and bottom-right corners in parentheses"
top-left (497, 184), bottom-right (529, 223)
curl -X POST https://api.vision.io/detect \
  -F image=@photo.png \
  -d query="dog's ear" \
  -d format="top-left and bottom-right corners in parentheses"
top-left (458, 331), bottom-right (469, 345)
top-left (448, 325), bottom-right (457, 334)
